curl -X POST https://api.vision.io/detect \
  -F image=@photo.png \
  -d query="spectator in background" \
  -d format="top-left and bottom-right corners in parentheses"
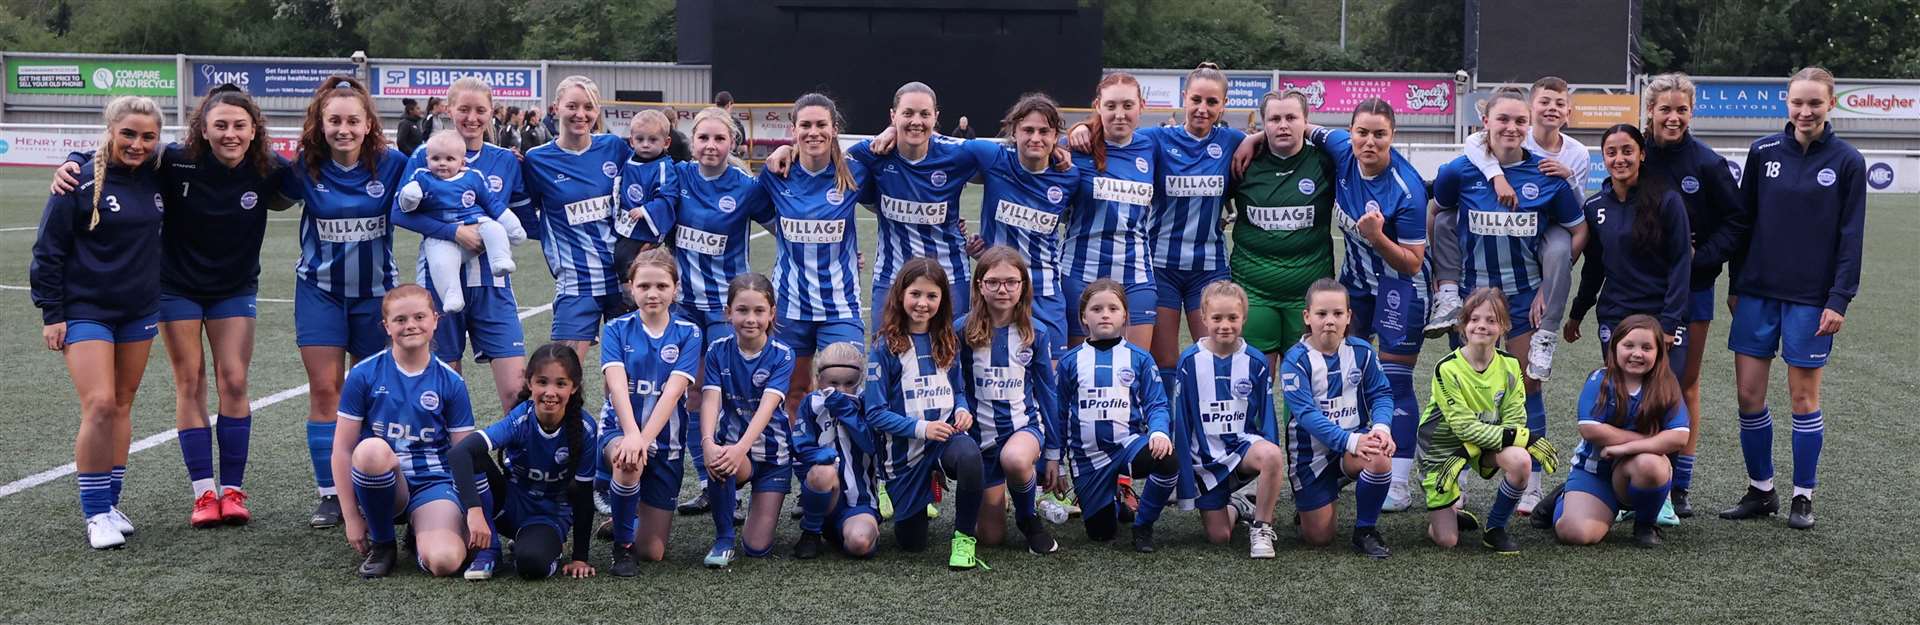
top-left (501, 106), bottom-right (522, 152)
top-left (490, 105), bottom-right (518, 152)
top-left (397, 98), bottom-right (425, 156)
top-left (520, 108), bottom-right (553, 151)
top-left (424, 96), bottom-right (454, 138)
top-left (1161, 113), bottom-right (1179, 127)
top-left (543, 102), bottom-right (559, 137)
top-left (714, 91), bottom-right (750, 158)
top-left (663, 106), bottom-right (692, 162)
top-left (954, 116), bottom-right (976, 139)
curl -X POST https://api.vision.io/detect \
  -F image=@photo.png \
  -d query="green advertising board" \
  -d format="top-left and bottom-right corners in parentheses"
top-left (6, 58), bottom-right (178, 96)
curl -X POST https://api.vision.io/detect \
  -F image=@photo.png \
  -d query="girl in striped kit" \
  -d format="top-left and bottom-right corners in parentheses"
top-left (956, 246), bottom-right (1063, 556)
top-left (1058, 279), bottom-right (1179, 552)
top-left (863, 259), bottom-right (986, 570)
top-left (696, 274), bottom-right (797, 567)
top-left (521, 75), bottom-right (633, 362)
top-left (1062, 73), bottom-right (1158, 349)
top-left (1178, 281), bottom-right (1285, 559)
top-left (790, 342), bottom-right (889, 560)
top-left (970, 93), bottom-right (1083, 352)
top-left (279, 76), bottom-right (410, 529)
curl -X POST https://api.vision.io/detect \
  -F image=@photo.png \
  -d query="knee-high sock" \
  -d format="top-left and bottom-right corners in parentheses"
top-left (476, 480), bottom-right (500, 559)
top-left (1628, 480), bottom-right (1672, 531)
top-left (1791, 410), bottom-right (1823, 494)
top-left (1134, 469), bottom-right (1177, 528)
top-left (1671, 454), bottom-right (1696, 491)
top-left (708, 476), bottom-right (738, 545)
top-left (78, 471), bottom-right (113, 518)
top-left (1159, 368), bottom-right (1180, 407)
top-left (307, 420), bottom-right (337, 495)
top-left (608, 478), bottom-right (641, 546)
top-left (109, 466), bottom-right (125, 506)
top-left (350, 468), bottom-right (399, 544)
top-left (179, 426), bottom-right (215, 497)
top-left (215, 415), bottom-right (251, 491)
top-left (1382, 362), bottom-right (1418, 461)
top-left (1488, 476), bottom-right (1524, 530)
top-left (798, 482), bottom-right (834, 534)
top-left (1524, 393), bottom-right (1547, 472)
top-left (1355, 469), bottom-right (1392, 528)
top-left (1010, 475), bottom-right (1039, 522)
top-left (1738, 408), bottom-right (1776, 488)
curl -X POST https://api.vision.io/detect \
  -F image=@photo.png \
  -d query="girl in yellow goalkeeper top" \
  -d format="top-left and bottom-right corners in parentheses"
top-left (1418, 288), bottom-right (1557, 554)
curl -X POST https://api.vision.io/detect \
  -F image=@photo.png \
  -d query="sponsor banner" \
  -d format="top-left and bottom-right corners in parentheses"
top-left (1274, 76), bottom-right (1454, 116)
top-left (370, 64), bottom-right (540, 99)
top-left (6, 59), bottom-right (178, 96)
top-left (1833, 84), bottom-right (1920, 119)
top-left (1183, 75), bottom-right (1275, 110)
top-left (1137, 74), bottom-right (1182, 109)
top-left (1569, 93), bottom-right (1638, 129)
top-left (191, 61), bottom-right (356, 97)
top-left (1864, 155), bottom-right (1919, 193)
top-left (1694, 82), bottom-right (1787, 117)
top-left (0, 128), bottom-right (301, 166)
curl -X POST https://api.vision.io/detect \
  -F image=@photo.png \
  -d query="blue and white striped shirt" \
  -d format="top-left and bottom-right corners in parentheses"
top-left (761, 159), bottom-right (870, 321)
top-left (702, 335), bottom-right (796, 465)
top-left (522, 134), bottom-right (632, 297)
top-left (1177, 339), bottom-right (1276, 490)
top-left (673, 162), bottom-right (772, 313)
top-left (1279, 337), bottom-right (1395, 486)
top-left (1432, 154), bottom-right (1586, 296)
top-left (1058, 339), bottom-right (1168, 473)
top-left (283, 148), bottom-right (408, 298)
top-left (850, 136), bottom-right (996, 292)
top-left (1063, 132), bottom-right (1155, 285)
top-left (955, 318), bottom-right (1061, 459)
top-left (1309, 128), bottom-right (1429, 296)
top-left (977, 145), bottom-right (1082, 299)
top-left (864, 333), bottom-right (972, 480)
top-left (1145, 125), bottom-right (1244, 271)
top-left (599, 313), bottom-right (703, 461)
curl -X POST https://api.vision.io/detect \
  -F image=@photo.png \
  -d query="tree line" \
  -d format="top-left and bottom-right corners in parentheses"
top-left (1, 0), bottom-right (1913, 79)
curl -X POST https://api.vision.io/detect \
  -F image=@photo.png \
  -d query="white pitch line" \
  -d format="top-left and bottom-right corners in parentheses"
top-left (0, 301), bottom-right (555, 499)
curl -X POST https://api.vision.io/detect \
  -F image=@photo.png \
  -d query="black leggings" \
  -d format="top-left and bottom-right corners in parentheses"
top-left (895, 435), bottom-right (985, 552)
top-left (511, 524), bottom-right (564, 580)
top-left (1084, 448), bottom-right (1179, 542)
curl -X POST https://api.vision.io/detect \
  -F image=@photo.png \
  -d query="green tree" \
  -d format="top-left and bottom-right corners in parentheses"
top-left (1371, 0), bottom-right (1462, 73)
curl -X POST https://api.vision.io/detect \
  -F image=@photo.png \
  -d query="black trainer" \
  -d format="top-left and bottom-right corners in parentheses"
top-left (1633, 524), bottom-right (1663, 548)
top-left (1787, 495), bottom-right (1815, 530)
top-left (358, 541), bottom-right (397, 578)
top-left (1019, 516), bottom-right (1060, 555)
top-left (1718, 486), bottom-right (1779, 520)
top-left (1670, 487), bottom-right (1694, 518)
top-left (1131, 524), bottom-right (1155, 553)
top-left (792, 531), bottom-right (825, 560)
top-left (676, 491), bottom-right (711, 516)
top-left (1455, 509), bottom-right (1481, 533)
top-left (1351, 527), bottom-right (1391, 559)
top-left (609, 543), bottom-right (639, 577)
top-left (1529, 482), bottom-right (1567, 530)
top-left (310, 495), bottom-right (343, 529)
top-left (1481, 527), bottom-right (1519, 554)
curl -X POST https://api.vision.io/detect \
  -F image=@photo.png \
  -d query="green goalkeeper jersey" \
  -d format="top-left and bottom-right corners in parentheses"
top-left (1419, 347), bottom-right (1530, 465)
top-left (1229, 143), bottom-right (1335, 305)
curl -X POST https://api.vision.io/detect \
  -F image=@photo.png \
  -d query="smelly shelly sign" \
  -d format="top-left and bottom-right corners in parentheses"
top-left (6, 59), bottom-right (178, 96)
top-left (369, 64), bottom-right (541, 99)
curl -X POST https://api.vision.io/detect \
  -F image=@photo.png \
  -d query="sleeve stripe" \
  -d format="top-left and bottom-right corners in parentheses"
top-left (337, 411), bottom-right (364, 421)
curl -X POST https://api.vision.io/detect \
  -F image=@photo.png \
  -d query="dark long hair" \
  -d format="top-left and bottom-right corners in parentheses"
top-left (517, 343), bottom-right (588, 475)
top-left (1593, 315), bottom-right (1682, 435)
top-left (186, 88), bottom-right (275, 178)
top-left (878, 258), bottom-right (957, 368)
top-left (1599, 123), bottom-right (1671, 257)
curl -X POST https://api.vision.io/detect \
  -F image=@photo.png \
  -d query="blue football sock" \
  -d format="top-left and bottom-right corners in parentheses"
top-left (1133, 472), bottom-right (1177, 528)
top-left (1381, 362), bottom-right (1419, 459)
top-left (1010, 475), bottom-right (1038, 522)
top-left (608, 478), bottom-right (641, 546)
top-left (78, 471), bottom-right (113, 518)
top-left (1488, 476), bottom-right (1524, 530)
top-left (798, 483), bottom-right (833, 534)
top-left (179, 426), bottom-right (215, 495)
top-left (307, 420), bottom-right (336, 493)
top-left (477, 480), bottom-right (500, 558)
top-left (350, 468), bottom-right (399, 544)
top-left (1627, 480), bottom-right (1672, 531)
top-left (1791, 411), bottom-right (1824, 491)
top-left (1524, 393), bottom-right (1547, 472)
top-left (1159, 367), bottom-right (1179, 404)
top-left (215, 415), bottom-right (251, 490)
top-left (708, 477), bottom-right (737, 544)
top-left (109, 466), bottom-right (126, 506)
top-left (1355, 469), bottom-right (1392, 528)
top-left (1672, 454), bottom-right (1696, 491)
top-left (1737, 408), bottom-right (1776, 486)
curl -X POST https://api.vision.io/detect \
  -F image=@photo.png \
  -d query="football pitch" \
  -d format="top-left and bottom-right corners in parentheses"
top-left (0, 165), bottom-right (1914, 623)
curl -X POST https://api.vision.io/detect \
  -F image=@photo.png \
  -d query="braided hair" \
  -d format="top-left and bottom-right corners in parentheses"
top-left (90, 96), bottom-right (165, 231)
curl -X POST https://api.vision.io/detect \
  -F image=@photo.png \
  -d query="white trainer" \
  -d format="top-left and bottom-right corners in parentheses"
top-left (1248, 522), bottom-right (1277, 559)
top-left (107, 506), bottom-right (135, 535)
top-left (87, 513), bottom-right (126, 549)
top-left (1425, 287), bottom-right (1464, 337)
top-left (1526, 330), bottom-right (1559, 382)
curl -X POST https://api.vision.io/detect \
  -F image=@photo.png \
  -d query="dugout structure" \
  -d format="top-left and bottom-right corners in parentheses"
top-left (694, 0), bottom-right (1105, 136)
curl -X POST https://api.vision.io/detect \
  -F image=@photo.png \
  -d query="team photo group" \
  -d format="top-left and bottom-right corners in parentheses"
top-left (29, 58), bottom-right (1865, 581)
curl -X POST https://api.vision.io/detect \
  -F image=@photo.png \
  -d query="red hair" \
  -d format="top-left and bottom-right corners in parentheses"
top-left (1087, 72), bottom-right (1142, 173)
